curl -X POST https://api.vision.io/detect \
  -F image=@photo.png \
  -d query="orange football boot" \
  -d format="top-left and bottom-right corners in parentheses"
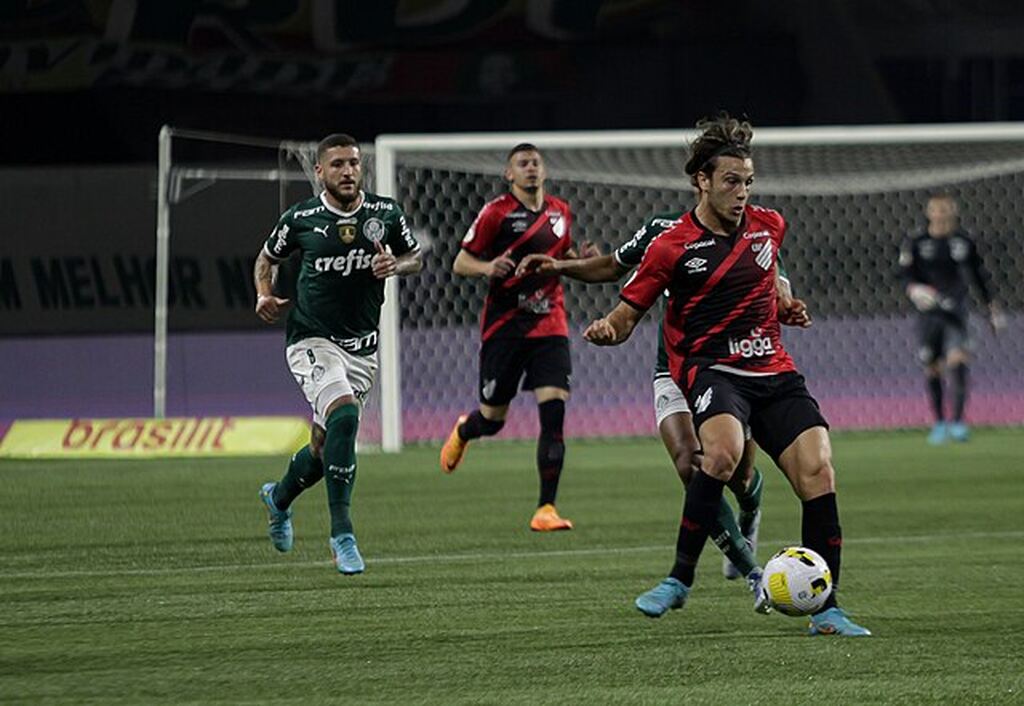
top-left (440, 414), bottom-right (469, 473)
top-left (530, 503), bottom-right (574, 532)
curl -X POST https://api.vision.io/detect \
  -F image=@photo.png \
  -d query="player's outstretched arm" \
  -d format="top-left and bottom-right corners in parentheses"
top-left (583, 301), bottom-right (644, 346)
top-left (453, 249), bottom-right (515, 279)
top-left (517, 252), bottom-right (628, 283)
top-left (253, 249), bottom-right (290, 323)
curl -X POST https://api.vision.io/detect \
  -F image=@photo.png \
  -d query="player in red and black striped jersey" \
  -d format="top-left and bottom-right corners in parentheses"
top-left (440, 143), bottom-right (595, 531)
top-left (585, 114), bottom-right (870, 635)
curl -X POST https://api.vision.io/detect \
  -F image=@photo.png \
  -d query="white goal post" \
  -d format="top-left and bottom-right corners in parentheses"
top-left (154, 122), bottom-right (1024, 453)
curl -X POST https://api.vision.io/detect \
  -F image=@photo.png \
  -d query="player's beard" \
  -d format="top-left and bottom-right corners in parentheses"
top-left (325, 181), bottom-right (361, 210)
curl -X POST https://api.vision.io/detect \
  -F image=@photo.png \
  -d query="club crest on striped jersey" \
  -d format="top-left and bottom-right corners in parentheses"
top-left (548, 211), bottom-right (566, 237)
top-left (755, 241), bottom-right (774, 270)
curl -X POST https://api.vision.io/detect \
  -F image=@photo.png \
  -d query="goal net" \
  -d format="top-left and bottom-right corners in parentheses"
top-left (376, 125), bottom-right (1024, 446)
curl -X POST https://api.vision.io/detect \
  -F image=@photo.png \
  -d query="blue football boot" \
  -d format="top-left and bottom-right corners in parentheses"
top-left (808, 607), bottom-right (872, 636)
top-left (635, 577), bottom-right (690, 618)
top-left (259, 482), bottom-right (293, 552)
top-left (927, 422), bottom-right (948, 445)
top-left (330, 533), bottom-right (365, 575)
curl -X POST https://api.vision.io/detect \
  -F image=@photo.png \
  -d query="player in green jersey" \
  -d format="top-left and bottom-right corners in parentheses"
top-left (518, 213), bottom-right (810, 612)
top-left (254, 133), bottom-right (421, 574)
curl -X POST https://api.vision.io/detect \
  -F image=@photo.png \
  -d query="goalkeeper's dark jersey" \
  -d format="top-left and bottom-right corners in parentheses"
top-left (899, 230), bottom-right (992, 317)
top-left (615, 211), bottom-right (789, 381)
top-left (263, 191), bottom-right (419, 353)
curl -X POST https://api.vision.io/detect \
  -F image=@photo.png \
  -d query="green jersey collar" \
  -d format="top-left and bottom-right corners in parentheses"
top-left (320, 190), bottom-right (366, 217)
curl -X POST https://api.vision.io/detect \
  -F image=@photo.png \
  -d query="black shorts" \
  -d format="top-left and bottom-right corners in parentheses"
top-left (479, 336), bottom-right (571, 406)
top-left (688, 369), bottom-right (829, 462)
top-left (918, 311), bottom-right (970, 365)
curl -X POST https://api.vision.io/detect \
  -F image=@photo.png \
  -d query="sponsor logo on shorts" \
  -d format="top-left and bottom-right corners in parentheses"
top-left (482, 378), bottom-right (497, 401)
top-left (656, 394), bottom-right (671, 414)
top-left (695, 387), bottom-right (713, 414)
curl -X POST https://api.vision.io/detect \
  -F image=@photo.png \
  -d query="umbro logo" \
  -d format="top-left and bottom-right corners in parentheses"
top-left (685, 257), bottom-right (708, 274)
top-left (695, 387), bottom-right (713, 414)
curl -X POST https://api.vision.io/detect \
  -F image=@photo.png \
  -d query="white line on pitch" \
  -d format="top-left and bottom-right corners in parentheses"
top-left (2, 530), bottom-right (1022, 582)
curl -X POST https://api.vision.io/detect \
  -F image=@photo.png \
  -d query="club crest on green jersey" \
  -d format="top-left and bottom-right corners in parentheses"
top-left (363, 217), bottom-right (386, 243)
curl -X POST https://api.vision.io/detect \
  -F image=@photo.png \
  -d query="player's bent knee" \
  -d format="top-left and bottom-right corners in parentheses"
top-left (700, 446), bottom-right (741, 481)
top-left (796, 462), bottom-right (836, 499)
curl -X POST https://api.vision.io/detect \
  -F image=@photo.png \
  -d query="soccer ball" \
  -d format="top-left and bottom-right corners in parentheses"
top-left (762, 546), bottom-right (833, 616)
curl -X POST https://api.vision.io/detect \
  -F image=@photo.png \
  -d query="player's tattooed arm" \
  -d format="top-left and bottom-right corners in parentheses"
top-left (583, 301), bottom-right (645, 346)
top-left (253, 250), bottom-right (290, 323)
top-left (372, 242), bottom-right (422, 279)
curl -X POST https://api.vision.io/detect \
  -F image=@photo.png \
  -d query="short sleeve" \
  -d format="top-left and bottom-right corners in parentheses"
top-left (619, 239), bottom-right (675, 312)
top-left (263, 210), bottom-right (297, 260)
top-left (461, 202), bottom-right (502, 258)
top-left (388, 206), bottom-right (419, 256)
top-left (614, 216), bottom-right (657, 268)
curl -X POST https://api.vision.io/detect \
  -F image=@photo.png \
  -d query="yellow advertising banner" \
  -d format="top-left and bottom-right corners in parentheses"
top-left (0, 417), bottom-right (309, 459)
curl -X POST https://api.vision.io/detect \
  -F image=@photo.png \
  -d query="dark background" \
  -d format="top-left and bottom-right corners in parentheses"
top-left (4, 0), bottom-right (1024, 165)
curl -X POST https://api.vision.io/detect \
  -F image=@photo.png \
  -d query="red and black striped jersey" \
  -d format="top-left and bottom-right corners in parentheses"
top-left (620, 205), bottom-right (797, 393)
top-left (462, 193), bottom-right (573, 341)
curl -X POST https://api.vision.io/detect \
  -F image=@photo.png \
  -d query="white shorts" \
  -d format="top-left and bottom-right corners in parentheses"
top-left (652, 374), bottom-right (752, 440)
top-left (653, 375), bottom-right (691, 427)
top-left (286, 337), bottom-right (378, 427)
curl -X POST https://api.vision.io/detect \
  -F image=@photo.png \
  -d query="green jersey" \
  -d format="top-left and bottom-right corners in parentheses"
top-left (263, 191), bottom-right (419, 353)
top-left (613, 211), bottom-right (789, 378)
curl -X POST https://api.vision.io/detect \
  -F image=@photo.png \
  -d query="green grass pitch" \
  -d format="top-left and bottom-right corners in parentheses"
top-left (2, 429), bottom-right (1023, 704)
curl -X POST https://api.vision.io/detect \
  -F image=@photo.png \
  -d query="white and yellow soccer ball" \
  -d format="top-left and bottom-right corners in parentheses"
top-left (763, 546), bottom-right (833, 616)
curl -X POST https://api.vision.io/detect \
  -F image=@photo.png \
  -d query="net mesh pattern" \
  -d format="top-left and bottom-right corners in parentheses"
top-left (165, 131), bottom-right (1024, 445)
top-left (387, 140), bottom-right (1024, 441)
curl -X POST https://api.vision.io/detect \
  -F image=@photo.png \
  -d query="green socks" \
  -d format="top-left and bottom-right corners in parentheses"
top-left (735, 467), bottom-right (764, 533)
top-left (709, 498), bottom-right (757, 577)
top-left (272, 445), bottom-right (325, 511)
top-left (323, 404), bottom-right (360, 537)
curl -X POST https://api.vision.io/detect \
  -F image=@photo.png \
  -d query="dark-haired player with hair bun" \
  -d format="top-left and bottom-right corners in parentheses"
top-left (254, 133), bottom-right (422, 574)
top-left (584, 114), bottom-right (870, 636)
top-left (440, 143), bottom-right (596, 531)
